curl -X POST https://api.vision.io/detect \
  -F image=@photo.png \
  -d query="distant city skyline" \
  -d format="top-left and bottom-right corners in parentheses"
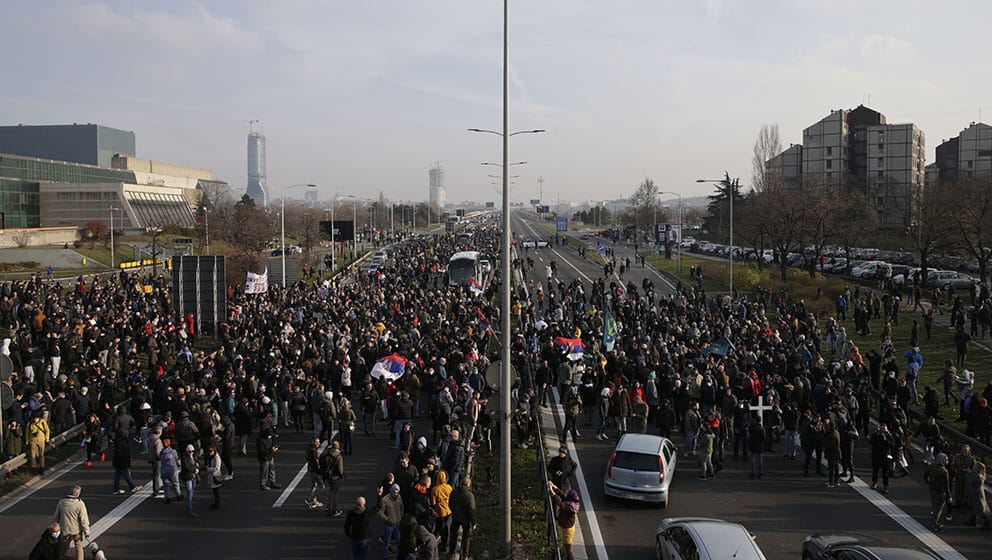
top-left (2, 1), bottom-right (990, 204)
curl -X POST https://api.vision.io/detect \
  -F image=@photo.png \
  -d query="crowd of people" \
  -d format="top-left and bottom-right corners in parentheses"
top-left (7, 221), bottom-right (992, 559)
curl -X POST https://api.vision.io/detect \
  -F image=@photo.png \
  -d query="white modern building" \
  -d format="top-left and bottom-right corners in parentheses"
top-left (429, 162), bottom-right (446, 210)
top-left (246, 131), bottom-right (267, 206)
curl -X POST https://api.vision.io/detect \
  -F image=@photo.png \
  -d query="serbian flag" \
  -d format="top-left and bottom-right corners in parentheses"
top-left (556, 337), bottom-right (585, 361)
top-left (476, 308), bottom-right (493, 335)
top-left (370, 353), bottom-right (407, 382)
top-left (468, 277), bottom-right (484, 295)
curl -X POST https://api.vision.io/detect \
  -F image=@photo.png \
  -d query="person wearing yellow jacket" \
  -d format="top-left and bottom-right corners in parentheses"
top-left (27, 410), bottom-right (51, 474)
top-left (430, 469), bottom-right (453, 551)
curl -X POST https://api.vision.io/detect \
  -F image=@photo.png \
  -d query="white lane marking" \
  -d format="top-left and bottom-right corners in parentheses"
top-left (551, 248), bottom-right (594, 284)
top-left (272, 437), bottom-right (332, 508)
top-left (0, 450), bottom-right (84, 515)
top-left (552, 388), bottom-right (609, 560)
top-left (846, 475), bottom-right (966, 560)
top-left (88, 483), bottom-right (153, 541)
top-left (541, 407), bottom-right (589, 560)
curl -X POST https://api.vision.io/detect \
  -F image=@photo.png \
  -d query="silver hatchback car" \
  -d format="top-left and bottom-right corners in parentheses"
top-left (656, 517), bottom-right (767, 560)
top-left (603, 433), bottom-right (676, 506)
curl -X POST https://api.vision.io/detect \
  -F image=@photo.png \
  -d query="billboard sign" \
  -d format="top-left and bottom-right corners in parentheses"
top-left (530, 199), bottom-right (541, 205)
top-left (536, 205), bottom-right (550, 213)
top-left (485, 201), bottom-right (495, 208)
top-left (320, 220), bottom-right (355, 242)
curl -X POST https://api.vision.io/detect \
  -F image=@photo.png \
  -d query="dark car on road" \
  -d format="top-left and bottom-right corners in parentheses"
top-left (802, 534), bottom-right (938, 560)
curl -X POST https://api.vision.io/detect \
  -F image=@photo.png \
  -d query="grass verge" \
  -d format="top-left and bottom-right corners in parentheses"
top-left (472, 446), bottom-right (550, 559)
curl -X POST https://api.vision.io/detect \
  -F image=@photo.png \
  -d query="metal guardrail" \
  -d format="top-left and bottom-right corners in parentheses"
top-left (535, 412), bottom-right (564, 560)
top-left (0, 423), bottom-right (84, 481)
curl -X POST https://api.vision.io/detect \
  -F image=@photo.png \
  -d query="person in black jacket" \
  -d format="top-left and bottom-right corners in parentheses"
top-left (869, 423), bottom-right (895, 493)
top-left (547, 446), bottom-right (577, 490)
top-left (111, 429), bottom-right (137, 494)
top-left (256, 427), bottom-right (280, 491)
top-left (748, 419), bottom-right (766, 479)
top-left (29, 522), bottom-right (70, 560)
top-left (344, 496), bottom-right (376, 560)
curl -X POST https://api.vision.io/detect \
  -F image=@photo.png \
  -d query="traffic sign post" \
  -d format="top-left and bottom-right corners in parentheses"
top-left (555, 217), bottom-right (568, 232)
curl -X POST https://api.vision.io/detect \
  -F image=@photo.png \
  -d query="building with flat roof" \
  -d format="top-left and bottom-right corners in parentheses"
top-left (765, 144), bottom-right (803, 187)
top-left (770, 105), bottom-right (924, 228)
top-left (0, 152), bottom-right (222, 230)
top-left (0, 123), bottom-right (135, 168)
top-left (429, 162), bottom-right (446, 210)
top-left (933, 123), bottom-right (992, 185)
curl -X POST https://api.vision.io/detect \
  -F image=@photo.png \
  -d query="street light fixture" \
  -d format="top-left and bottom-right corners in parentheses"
top-left (697, 177), bottom-right (734, 294)
top-left (280, 183), bottom-right (316, 288)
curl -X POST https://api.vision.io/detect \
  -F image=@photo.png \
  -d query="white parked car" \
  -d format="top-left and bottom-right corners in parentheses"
top-left (604, 433), bottom-right (676, 507)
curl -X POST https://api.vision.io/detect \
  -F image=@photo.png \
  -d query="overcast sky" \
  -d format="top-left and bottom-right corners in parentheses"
top-left (2, 0), bottom-right (989, 205)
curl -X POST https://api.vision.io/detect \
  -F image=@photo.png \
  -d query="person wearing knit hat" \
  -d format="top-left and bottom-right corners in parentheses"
top-left (549, 481), bottom-right (581, 560)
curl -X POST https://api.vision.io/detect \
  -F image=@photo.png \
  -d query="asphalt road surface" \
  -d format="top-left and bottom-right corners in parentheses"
top-left (512, 210), bottom-right (984, 560)
top-left (0, 418), bottom-right (435, 560)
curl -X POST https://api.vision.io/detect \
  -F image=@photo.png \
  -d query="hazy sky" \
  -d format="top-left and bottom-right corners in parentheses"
top-left (2, 1), bottom-right (990, 205)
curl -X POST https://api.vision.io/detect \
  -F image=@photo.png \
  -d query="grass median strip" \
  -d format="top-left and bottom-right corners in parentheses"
top-left (472, 446), bottom-right (550, 560)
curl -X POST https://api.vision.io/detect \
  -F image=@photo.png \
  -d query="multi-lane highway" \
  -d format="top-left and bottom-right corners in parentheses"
top-left (511, 210), bottom-right (984, 560)
top-left (0, 214), bottom-right (985, 560)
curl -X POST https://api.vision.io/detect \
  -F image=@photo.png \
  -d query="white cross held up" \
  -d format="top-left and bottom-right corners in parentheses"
top-left (750, 395), bottom-right (775, 425)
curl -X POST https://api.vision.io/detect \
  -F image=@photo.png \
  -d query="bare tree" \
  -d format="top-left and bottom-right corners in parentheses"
top-left (905, 186), bottom-right (952, 288)
top-left (751, 124), bottom-right (782, 193)
top-left (735, 191), bottom-right (772, 269)
top-left (630, 177), bottom-right (660, 233)
top-left (949, 176), bottom-right (992, 283)
top-left (765, 186), bottom-right (808, 281)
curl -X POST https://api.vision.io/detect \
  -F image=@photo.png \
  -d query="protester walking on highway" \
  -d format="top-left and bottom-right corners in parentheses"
top-left (925, 453), bottom-right (952, 531)
top-left (206, 445), bottom-right (222, 510)
top-left (430, 470), bottom-right (453, 552)
top-left (968, 461), bottom-right (991, 530)
top-left (147, 427), bottom-right (164, 498)
top-left (257, 426), bottom-right (280, 491)
top-left (29, 522), bottom-right (69, 560)
top-left (448, 476), bottom-right (476, 560)
top-left (338, 400), bottom-right (357, 455)
top-left (179, 444), bottom-right (199, 517)
top-left (344, 496), bottom-right (375, 560)
top-left (53, 485), bottom-right (89, 560)
top-left (304, 438), bottom-right (325, 510)
top-left (748, 418), bottom-right (766, 479)
top-left (159, 438), bottom-right (181, 503)
top-left (111, 429), bottom-right (137, 495)
top-left (549, 481), bottom-right (581, 560)
top-left (324, 441), bottom-right (345, 517)
top-left (548, 445), bottom-right (577, 491)
top-left (869, 424), bottom-right (895, 494)
top-left (377, 484), bottom-right (403, 560)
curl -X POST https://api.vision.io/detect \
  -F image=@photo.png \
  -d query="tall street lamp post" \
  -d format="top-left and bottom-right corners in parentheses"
top-left (280, 183), bottom-right (316, 288)
top-left (467, 1), bottom-right (546, 553)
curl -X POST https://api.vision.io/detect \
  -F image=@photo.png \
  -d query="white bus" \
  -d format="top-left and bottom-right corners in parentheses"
top-left (448, 250), bottom-right (487, 288)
